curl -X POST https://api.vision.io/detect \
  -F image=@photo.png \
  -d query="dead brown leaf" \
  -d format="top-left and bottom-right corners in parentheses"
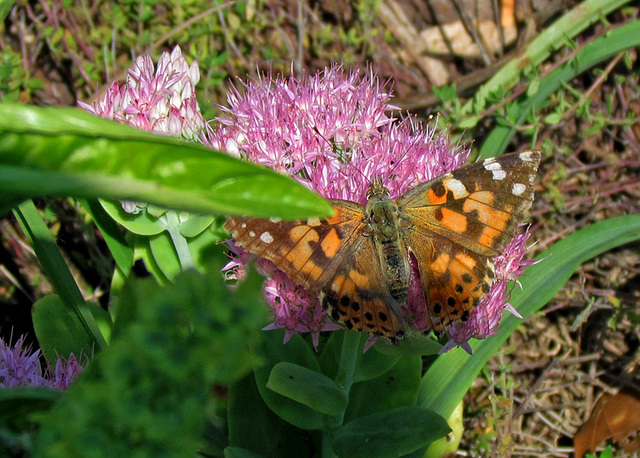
top-left (574, 390), bottom-right (640, 458)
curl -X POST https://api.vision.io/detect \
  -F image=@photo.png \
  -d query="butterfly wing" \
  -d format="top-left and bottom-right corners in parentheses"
top-left (225, 201), bottom-right (405, 341)
top-left (319, 237), bottom-right (406, 343)
top-left (398, 151), bottom-right (541, 331)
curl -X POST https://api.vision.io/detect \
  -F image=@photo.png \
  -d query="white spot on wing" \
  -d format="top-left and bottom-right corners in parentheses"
top-left (260, 231), bottom-right (274, 244)
top-left (485, 162), bottom-right (506, 180)
top-left (492, 170), bottom-right (506, 180)
top-left (249, 231), bottom-right (256, 237)
top-left (520, 151), bottom-right (536, 162)
top-left (269, 217), bottom-right (282, 223)
top-left (512, 183), bottom-right (526, 196)
top-left (445, 178), bottom-right (468, 198)
top-left (241, 222), bottom-right (247, 229)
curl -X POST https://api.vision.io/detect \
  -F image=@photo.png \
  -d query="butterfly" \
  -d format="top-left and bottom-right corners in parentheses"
top-left (225, 151), bottom-right (541, 344)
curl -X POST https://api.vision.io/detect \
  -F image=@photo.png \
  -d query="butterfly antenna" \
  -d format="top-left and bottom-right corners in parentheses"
top-left (384, 114), bottom-right (437, 182)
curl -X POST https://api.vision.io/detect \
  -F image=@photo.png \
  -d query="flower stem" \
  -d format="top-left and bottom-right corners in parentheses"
top-left (164, 211), bottom-right (194, 271)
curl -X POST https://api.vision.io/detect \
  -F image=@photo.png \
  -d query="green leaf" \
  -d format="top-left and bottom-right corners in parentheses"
top-left (227, 374), bottom-right (315, 457)
top-left (544, 113), bottom-right (563, 125)
top-left (432, 84), bottom-right (456, 103)
top-left (0, 1), bottom-right (16, 23)
top-left (82, 199), bottom-right (133, 279)
top-left (149, 231), bottom-right (182, 279)
top-left (178, 214), bottom-right (215, 238)
top-left (32, 296), bottom-right (99, 362)
top-left (418, 214), bottom-right (640, 419)
top-left (372, 333), bottom-right (443, 358)
top-left (353, 346), bottom-right (401, 384)
top-left (267, 362), bottom-right (347, 416)
top-left (132, 235), bottom-right (170, 286)
top-left (254, 332), bottom-right (324, 430)
top-left (99, 199), bottom-right (165, 236)
top-left (224, 447), bottom-right (266, 458)
top-left (457, 115), bottom-right (480, 129)
top-left (332, 407), bottom-right (450, 458)
top-left (424, 400), bottom-right (464, 458)
top-left (13, 201), bottom-right (106, 351)
top-left (0, 104), bottom-right (333, 219)
top-left (0, 387), bottom-right (60, 428)
top-left (346, 355), bottom-right (422, 422)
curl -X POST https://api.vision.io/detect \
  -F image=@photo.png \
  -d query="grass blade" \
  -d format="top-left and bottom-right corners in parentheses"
top-left (13, 201), bottom-right (107, 350)
top-left (480, 19), bottom-right (640, 157)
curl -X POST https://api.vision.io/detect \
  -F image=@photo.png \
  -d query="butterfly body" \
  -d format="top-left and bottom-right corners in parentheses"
top-left (225, 151), bottom-right (542, 344)
top-left (364, 177), bottom-right (410, 324)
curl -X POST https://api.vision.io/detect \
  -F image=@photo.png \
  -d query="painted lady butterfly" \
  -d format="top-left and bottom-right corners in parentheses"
top-left (225, 151), bottom-right (541, 344)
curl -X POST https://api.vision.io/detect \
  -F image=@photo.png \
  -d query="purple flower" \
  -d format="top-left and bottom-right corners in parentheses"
top-left (0, 336), bottom-right (45, 388)
top-left (79, 46), bottom-right (205, 141)
top-left (212, 64), bottom-right (533, 349)
top-left (0, 336), bottom-right (83, 389)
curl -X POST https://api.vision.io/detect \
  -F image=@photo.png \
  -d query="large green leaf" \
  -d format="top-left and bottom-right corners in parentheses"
top-left (345, 355), bottom-right (422, 422)
top-left (0, 104), bottom-right (332, 219)
top-left (32, 296), bottom-right (101, 363)
top-left (254, 332), bottom-right (325, 430)
top-left (227, 374), bottom-right (316, 457)
top-left (267, 362), bottom-right (348, 416)
top-left (332, 407), bottom-right (450, 458)
top-left (419, 214), bottom-right (640, 419)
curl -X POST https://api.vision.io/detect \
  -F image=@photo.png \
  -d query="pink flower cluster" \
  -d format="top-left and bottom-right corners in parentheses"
top-left (79, 46), bottom-right (205, 141)
top-left (208, 65), bottom-right (532, 350)
top-left (0, 336), bottom-right (83, 389)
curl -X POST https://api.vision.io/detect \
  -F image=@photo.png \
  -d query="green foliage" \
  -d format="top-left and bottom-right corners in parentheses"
top-left (433, 1), bottom-right (640, 157)
top-left (0, 48), bottom-right (41, 103)
top-left (0, 388), bottom-right (61, 456)
top-left (14, 201), bottom-right (107, 351)
top-left (225, 330), bottom-right (449, 456)
top-left (32, 267), bottom-right (267, 457)
top-left (331, 407), bottom-right (449, 458)
top-left (267, 362), bottom-right (348, 416)
top-left (586, 445), bottom-right (613, 458)
top-left (32, 296), bottom-right (107, 363)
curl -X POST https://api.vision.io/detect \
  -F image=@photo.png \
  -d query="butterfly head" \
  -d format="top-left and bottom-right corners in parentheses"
top-left (366, 175), bottom-right (391, 200)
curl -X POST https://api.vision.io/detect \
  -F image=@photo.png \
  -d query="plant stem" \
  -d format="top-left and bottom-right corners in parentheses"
top-left (164, 211), bottom-right (194, 271)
